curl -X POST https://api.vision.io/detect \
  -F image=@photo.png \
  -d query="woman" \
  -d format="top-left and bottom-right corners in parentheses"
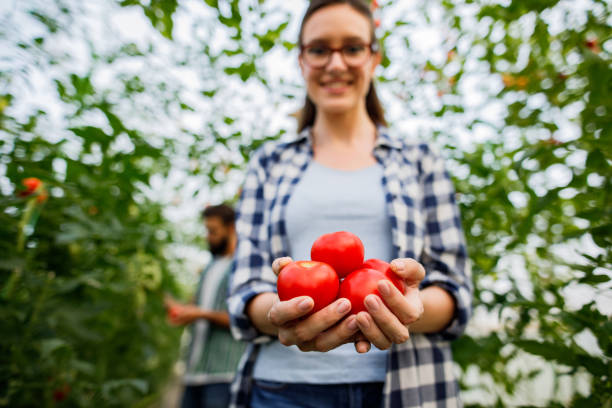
top-left (228, 1), bottom-right (472, 407)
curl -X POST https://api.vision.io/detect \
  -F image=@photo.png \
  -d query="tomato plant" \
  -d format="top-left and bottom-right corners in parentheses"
top-left (362, 258), bottom-right (406, 294)
top-left (339, 268), bottom-right (396, 315)
top-left (276, 261), bottom-right (339, 313)
top-left (310, 231), bottom-right (364, 279)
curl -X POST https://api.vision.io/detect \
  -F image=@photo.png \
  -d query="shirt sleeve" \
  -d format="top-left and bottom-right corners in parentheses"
top-left (228, 147), bottom-right (277, 343)
top-left (419, 145), bottom-right (473, 340)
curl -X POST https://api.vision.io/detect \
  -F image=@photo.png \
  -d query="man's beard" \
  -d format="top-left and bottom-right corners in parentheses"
top-left (209, 238), bottom-right (229, 256)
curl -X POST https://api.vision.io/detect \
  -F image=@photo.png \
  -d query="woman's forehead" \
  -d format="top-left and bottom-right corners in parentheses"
top-left (301, 4), bottom-right (371, 44)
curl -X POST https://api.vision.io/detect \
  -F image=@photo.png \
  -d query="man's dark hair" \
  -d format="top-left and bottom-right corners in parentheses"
top-left (201, 203), bottom-right (235, 226)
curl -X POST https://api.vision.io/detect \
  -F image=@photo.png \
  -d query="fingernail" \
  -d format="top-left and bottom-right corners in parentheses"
top-left (358, 313), bottom-right (371, 329)
top-left (378, 280), bottom-right (391, 296)
top-left (365, 295), bottom-right (380, 311)
top-left (299, 298), bottom-right (312, 311)
top-left (347, 316), bottom-right (358, 331)
top-left (392, 260), bottom-right (405, 271)
top-left (336, 299), bottom-right (350, 314)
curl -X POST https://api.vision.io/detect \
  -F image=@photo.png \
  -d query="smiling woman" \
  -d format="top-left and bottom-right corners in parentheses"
top-left (298, 4), bottom-right (379, 113)
top-left (296, 0), bottom-right (387, 143)
top-left (227, 1), bottom-right (472, 407)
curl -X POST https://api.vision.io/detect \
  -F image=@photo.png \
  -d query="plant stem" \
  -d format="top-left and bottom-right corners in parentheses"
top-left (2, 197), bottom-right (38, 298)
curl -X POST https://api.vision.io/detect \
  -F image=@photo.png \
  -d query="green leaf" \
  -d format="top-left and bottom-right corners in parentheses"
top-left (0, 257), bottom-right (26, 271)
top-left (39, 338), bottom-right (68, 357)
top-left (29, 11), bottom-right (60, 33)
top-left (578, 273), bottom-right (611, 285)
top-left (224, 60), bottom-right (256, 82)
top-left (586, 150), bottom-right (607, 170)
top-left (255, 21), bottom-right (289, 52)
top-left (515, 339), bottom-right (608, 376)
top-left (201, 89), bottom-right (217, 98)
top-left (124, 0), bottom-right (178, 39)
top-left (101, 379), bottom-right (149, 398)
top-left (203, 0), bottom-right (219, 9)
top-left (283, 41), bottom-right (297, 51)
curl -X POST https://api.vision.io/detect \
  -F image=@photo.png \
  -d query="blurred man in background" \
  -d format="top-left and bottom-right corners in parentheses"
top-left (165, 203), bottom-right (245, 408)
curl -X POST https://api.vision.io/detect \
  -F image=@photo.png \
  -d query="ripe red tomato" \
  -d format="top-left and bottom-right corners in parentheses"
top-left (52, 384), bottom-right (71, 402)
top-left (19, 177), bottom-right (42, 197)
top-left (339, 268), bottom-right (397, 315)
top-left (23, 177), bottom-right (42, 192)
top-left (277, 261), bottom-right (339, 314)
top-left (362, 258), bottom-right (406, 294)
top-left (311, 231), bottom-right (364, 279)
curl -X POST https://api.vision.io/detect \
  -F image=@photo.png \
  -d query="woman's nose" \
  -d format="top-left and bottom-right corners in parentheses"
top-left (325, 50), bottom-right (348, 70)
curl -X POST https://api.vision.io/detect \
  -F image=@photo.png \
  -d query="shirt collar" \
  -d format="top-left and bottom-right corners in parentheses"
top-left (374, 126), bottom-right (403, 150)
top-left (290, 125), bottom-right (403, 150)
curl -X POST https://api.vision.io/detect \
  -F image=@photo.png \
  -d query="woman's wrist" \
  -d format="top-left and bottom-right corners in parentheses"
top-left (246, 292), bottom-right (280, 336)
top-left (408, 286), bottom-right (456, 334)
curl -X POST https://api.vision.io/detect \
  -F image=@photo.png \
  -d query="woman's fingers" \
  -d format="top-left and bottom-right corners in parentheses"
top-left (377, 279), bottom-right (423, 326)
top-left (267, 296), bottom-right (314, 326)
top-left (274, 298), bottom-right (353, 350)
top-left (293, 298), bottom-right (352, 342)
top-left (272, 257), bottom-right (293, 276)
top-left (356, 311), bottom-right (392, 350)
top-left (389, 258), bottom-right (425, 287)
top-left (357, 277), bottom-right (425, 347)
top-left (312, 314), bottom-right (360, 352)
top-left (363, 293), bottom-right (411, 344)
top-left (353, 332), bottom-right (371, 354)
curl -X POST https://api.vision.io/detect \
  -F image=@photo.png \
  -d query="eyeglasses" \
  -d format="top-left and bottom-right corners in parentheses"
top-left (300, 42), bottom-right (378, 68)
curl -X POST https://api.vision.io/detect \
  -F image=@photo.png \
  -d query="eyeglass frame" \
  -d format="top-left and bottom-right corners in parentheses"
top-left (299, 41), bottom-right (380, 68)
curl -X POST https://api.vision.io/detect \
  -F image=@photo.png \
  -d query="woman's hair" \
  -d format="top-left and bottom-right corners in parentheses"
top-left (297, 0), bottom-right (387, 132)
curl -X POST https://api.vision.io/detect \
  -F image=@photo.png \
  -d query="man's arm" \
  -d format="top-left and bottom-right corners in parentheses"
top-left (199, 308), bottom-right (230, 327)
top-left (166, 301), bottom-right (230, 327)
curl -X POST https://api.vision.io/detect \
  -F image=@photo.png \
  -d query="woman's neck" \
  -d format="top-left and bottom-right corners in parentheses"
top-left (311, 108), bottom-right (376, 149)
top-left (310, 108), bottom-right (378, 170)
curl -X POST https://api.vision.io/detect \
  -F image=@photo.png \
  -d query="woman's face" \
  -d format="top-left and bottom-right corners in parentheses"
top-left (299, 4), bottom-right (381, 116)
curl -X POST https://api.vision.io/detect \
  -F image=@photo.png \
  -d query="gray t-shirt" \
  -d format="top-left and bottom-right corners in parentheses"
top-left (253, 160), bottom-right (393, 383)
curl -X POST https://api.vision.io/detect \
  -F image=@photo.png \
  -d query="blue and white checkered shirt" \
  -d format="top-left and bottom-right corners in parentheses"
top-left (228, 127), bottom-right (472, 408)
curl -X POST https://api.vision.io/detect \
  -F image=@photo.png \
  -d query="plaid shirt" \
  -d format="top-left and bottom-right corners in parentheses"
top-left (228, 127), bottom-right (472, 408)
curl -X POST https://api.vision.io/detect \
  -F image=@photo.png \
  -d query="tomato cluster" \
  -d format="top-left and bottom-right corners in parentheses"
top-left (277, 231), bottom-right (405, 315)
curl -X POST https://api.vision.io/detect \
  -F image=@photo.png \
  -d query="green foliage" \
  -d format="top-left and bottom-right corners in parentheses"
top-left (0, 112), bottom-right (182, 406)
top-left (120, 0), bottom-right (178, 39)
top-left (436, 0), bottom-right (611, 405)
top-left (0, 2), bottom-right (183, 406)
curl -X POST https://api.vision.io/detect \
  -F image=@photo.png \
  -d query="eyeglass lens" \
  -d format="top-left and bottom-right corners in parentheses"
top-left (303, 44), bottom-right (371, 67)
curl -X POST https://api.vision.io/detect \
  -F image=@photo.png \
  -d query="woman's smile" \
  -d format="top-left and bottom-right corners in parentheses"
top-left (320, 78), bottom-right (354, 94)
